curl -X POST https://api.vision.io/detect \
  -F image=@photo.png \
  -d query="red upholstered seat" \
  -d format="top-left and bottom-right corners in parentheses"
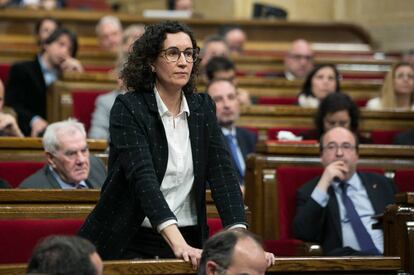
top-left (0, 162), bottom-right (44, 188)
top-left (369, 130), bottom-right (401, 145)
top-left (257, 97), bottom-right (298, 105)
top-left (0, 63), bottom-right (10, 84)
top-left (71, 90), bottom-right (109, 132)
top-left (207, 218), bottom-right (222, 237)
top-left (394, 169), bottom-right (414, 193)
top-left (0, 219), bottom-right (84, 263)
top-left (65, 0), bottom-right (110, 10)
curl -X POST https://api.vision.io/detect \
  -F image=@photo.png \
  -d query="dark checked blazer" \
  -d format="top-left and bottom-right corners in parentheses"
top-left (78, 89), bottom-right (246, 260)
top-left (293, 172), bottom-right (396, 255)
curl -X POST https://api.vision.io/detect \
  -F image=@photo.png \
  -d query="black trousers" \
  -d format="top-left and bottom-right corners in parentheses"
top-left (124, 225), bottom-right (200, 259)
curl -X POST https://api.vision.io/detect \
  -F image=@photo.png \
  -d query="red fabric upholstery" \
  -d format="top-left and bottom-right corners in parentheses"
top-left (264, 239), bottom-right (305, 256)
top-left (370, 130), bottom-right (401, 145)
top-left (257, 97), bottom-right (297, 105)
top-left (0, 219), bottom-right (84, 264)
top-left (65, 0), bottom-right (110, 10)
top-left (0, 63), bottom-right (10, 84)
top-left (207, 218), bottom-right (223, 237)
top-left (84, 66), bottom-right (113, 73)
top-left (267, 127), bottom-right (310, 140)
top-left (0, 162), bottom-right (44, 188)
top-left (394, 169), bottom-right (414, 193)
top-left (72, 90), bottom-right (109, 132)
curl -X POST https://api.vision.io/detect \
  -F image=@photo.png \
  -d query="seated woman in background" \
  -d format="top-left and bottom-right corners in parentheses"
top-left (304, 92), bottom-right (370, 143)
top-left (366, 62), bottom-right (414, 111)
top-left (297, 64), bottom-right (341, 108)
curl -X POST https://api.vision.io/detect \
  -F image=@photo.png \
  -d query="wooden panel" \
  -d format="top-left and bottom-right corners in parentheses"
top-left (0, 257), bottom-right (402, 275)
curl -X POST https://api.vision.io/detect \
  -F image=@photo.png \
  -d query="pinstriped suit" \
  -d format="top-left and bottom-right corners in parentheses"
top-left (78, 89), bottom-right (246, 260)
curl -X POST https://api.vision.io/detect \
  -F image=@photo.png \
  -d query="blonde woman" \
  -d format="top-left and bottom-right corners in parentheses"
top-left (367, 62), bottom-right (414, 110)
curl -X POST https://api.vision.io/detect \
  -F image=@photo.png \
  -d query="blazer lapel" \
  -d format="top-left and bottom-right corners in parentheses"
top-left (186, 94), bottom-right (201, 182)
top-left (45, 166), bottom-right (64, 189)
top-left (358, 172), bottom-right (383, 214)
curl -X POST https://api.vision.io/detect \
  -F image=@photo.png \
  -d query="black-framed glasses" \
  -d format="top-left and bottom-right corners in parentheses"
top-left (160, 47), bottom-right (200, 63)
top-left (322, 142), bottom-right (356, 153)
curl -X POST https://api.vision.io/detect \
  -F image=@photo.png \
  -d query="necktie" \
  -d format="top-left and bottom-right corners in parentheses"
top-left (340, 182), bottom-right (380, 254)
top-left (224, 134), bottom-right (244, 177)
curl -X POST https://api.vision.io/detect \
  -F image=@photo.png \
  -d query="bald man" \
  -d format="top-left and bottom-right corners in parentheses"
top-left (284, 39), bottom-right (314, 80)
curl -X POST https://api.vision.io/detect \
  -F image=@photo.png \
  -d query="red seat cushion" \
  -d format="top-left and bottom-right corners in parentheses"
top-left (0, 219), bottom-right (84, 263)
top-left (207, 218), bottom-right (223, 237)
top-left (0, 162), bottom-right (44, 188)
top-left (72, 90), bottom-right (109, 132)
top-left (257, 97), bottom-right (298, 105)
top-left (394, 169), bottom-right (414, 192)
top-left (370, 130), bottom-right (401, 145)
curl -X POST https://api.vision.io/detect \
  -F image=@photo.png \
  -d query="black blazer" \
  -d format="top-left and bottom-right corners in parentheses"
top-left (393, 129), bottom-right (414, 145)
top-left (78, 90), bottom-right (246, 260)
top-left (293, 172), bottom-right (396, 255)
top-left (223, 127), bottom-right (257, 182)
top-left (5, 57), bottom-right (47, 136)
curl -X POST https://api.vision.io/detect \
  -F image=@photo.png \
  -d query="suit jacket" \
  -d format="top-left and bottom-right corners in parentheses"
top-left (223, 127), bottom-right (257, 183)
top-left (18, 156), bottom-right (106, 189)
top-left (78, 90), bottom-right (246, 260)
top-left (88, 90), bottom-right (121, 140)
top-left (5, 57), bottom-right (47, 136)
top-left (393, 129), bottom-right (414, 145)
top-left (293, 172), bottom-right (396, 255)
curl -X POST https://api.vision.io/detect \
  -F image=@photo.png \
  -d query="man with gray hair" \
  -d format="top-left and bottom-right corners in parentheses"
top-left (19, 119), bottom-right (106, 189)
top-left (96, 15), bottom-right (123, 53)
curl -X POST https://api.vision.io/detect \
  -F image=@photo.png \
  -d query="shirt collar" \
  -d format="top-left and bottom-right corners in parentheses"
top-left (332, 172), bottom-right (360, 191)
top-left (48, 166), bottom-right (88, 189)
top-left (154, 87), bottom-right (190, 117)
top-left (38, 54), bottom-right (58, 75)
top-left (221, 126), bottom-right (237, 137)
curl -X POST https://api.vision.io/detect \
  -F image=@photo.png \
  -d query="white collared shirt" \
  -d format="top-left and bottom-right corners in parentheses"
top-left (141, 88), bottom-right (197, 231)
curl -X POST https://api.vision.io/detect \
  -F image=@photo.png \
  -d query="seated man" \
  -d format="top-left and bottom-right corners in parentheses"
top-left (19, 119), bottom-right (106, 189)
top-left (200, 35), bottom-right (230, 73)
top-left (283, 39), bottom-right (314, 80)
top-left (293, 127), bottom-right (397, 256)
top-left (95, 15), bottom-right (123, 54)
top-left (27, 235), bottom-right (103, 275)
top-left (206, 79), bottom-right (257, 185)
top-left (198, 230), bottom-right (269, 275)
top-left (219, 25), bottom-right (247, 55)
top-left (6, 27), bottom-right (83, 137)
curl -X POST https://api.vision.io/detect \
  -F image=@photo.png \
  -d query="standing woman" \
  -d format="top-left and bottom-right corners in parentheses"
top-left (78, 21), bottom-right (249, 267)
top-left (366, 62), bottom-right (414, 110)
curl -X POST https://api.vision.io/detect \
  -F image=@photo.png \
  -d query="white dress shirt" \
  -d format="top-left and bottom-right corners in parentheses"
top-left (141, 88), bottom-right (197, 231)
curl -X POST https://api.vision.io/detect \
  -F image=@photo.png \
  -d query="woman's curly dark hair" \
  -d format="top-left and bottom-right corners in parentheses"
top-left (315, 92), bottom-right (360, 138)
top-left (299, 63), bottom-right (341, 97)
top-left (121, 21), bottom-right (199, 95)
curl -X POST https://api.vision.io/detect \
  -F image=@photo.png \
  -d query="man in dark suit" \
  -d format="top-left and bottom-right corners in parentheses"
top-left (5, 27), bottom-right (83, 137)
top-left (293, 127), bottom-right (396, 256)
top-left (19, 119), bottom-right (106, 189)
top-left (206, 79), bottom-right (257, 185)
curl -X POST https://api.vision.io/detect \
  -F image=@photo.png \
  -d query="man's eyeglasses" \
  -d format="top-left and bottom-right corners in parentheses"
top-left (322, 143), bottom-right (356, 153)
top-left (160, 47), bottom-right (200, 63)
top-left (288, 54), bottom-right (313, 62)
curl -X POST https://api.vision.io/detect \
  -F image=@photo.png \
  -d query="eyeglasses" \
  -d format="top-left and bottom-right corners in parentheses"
top-left (288, 54), bottom-right (313, 62)
top-left (322, 142), bottom-right (356, 153)
top-left (160, 47), bottom-right (200, 63)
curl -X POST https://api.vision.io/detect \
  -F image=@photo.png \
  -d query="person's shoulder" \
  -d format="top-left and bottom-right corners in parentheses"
top-left (19, 167), bottom-right (47, 188)
top-left (359, 171), bottom-right (392, 184)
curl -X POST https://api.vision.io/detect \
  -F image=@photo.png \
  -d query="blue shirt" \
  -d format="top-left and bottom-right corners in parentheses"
top-left (311, 172), bottom-right (383, 253)
top-left (38, 54), bottom-right (58, 87)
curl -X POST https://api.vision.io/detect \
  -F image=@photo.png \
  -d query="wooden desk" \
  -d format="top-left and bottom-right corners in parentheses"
top-left (0, 8), bottom-right (373, 47)
top-left (0, 257), bottom-right (402, 274)
top-left (383, 192), bottom-right (414, 274)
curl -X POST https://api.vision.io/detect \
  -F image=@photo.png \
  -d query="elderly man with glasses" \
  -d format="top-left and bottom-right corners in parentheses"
top-left (19, 119), bottom-right (106, 189)
top-left (293, 126), bottom-right (397, 256)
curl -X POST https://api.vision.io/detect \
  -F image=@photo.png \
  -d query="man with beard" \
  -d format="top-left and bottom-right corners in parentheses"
top-left (5, 27), bottom-right (83, 137)
top-left (293, 127), bottom-right (396, 256)
top-left (206, 79), bottom-right (257, 185)
top-left (19, 119), bottom-right (106, 189)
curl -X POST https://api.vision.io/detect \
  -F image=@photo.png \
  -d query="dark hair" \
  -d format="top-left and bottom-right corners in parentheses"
top-left (34, 17), bottom-right (62, 37)
top-left (27, 235), bottom-right (97, 275)
top-left (315, 93), bottom-right (360, 138)
top-left (198, 230), bottom-right (262, 275)
top-left (300, 64), bottom-right (341, 97)
top-left (43, 27), bottom-right (79, 57)
top-left (121, 21), bottom-right (199, 96)
top-left (205, 56), bottom-right (235, 82)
